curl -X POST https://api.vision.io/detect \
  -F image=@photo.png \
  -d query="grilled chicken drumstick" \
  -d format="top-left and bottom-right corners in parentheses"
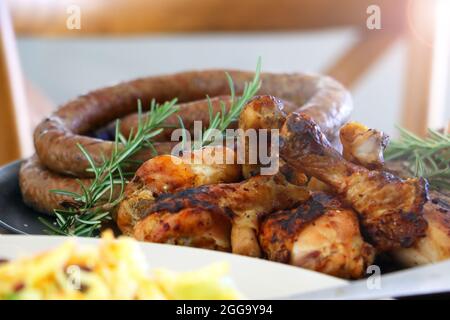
top-left (239, 95), bottom-right (308, 185)
top-left (260, 192), bottom-right (375, 279)
top-left (339, 122), bottom-right (450, 266)
top-left (339, 122), bottom-right (389, 170)
top-left (237, 97), bottom-right (375, 278)
top-left (117, 146), bottom-right (241, 235)
top-left (133, 174), bottom-right (309, 257)
top-left (279, 113), bottom-right (428, 251)
top-left (392, 195), bottom-right (450, 266)
top-left (239, 95), bottom-right (286, 179)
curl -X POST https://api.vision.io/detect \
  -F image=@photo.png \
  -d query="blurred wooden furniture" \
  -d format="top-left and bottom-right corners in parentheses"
top-left (0, 0), bottom-right (33, 164)
top-left (0, 0), bottom-right (447, 165)
top-left (401, 0), bottom-right (449, 136)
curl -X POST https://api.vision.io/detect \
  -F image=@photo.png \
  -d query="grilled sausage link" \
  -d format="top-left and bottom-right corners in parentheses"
top-left (19, 156), bottom-right (92, 214)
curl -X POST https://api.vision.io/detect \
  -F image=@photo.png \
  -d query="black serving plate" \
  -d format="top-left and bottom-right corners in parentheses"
top-left (0, 160), bottom-right (48, 234)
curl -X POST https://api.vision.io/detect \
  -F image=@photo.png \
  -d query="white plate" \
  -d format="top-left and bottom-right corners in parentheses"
top-left (0, 235), bottom-right (346, 299)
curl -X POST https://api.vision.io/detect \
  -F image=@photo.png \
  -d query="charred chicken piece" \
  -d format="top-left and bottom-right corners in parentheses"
top-left (116, 146), bottom-right (241, 235)
top-left (134, 195), bottom-right (232, 251)
top-left (339, 122), bottom-right (389, 169)
top-left (279, 113), bottom-right (428, 251)
top-left (260, 192), bottom-right (375, 279)
top-left (339, 123), bottom-right (450, 266)
top-left (239, 95), bottom-right (286, 179)
top-left (133, 174), bottom-right (309, 257)
top-left (238, 95), bottom-right (307, 185)
top-left (391, 194), bottom-right (450, 266)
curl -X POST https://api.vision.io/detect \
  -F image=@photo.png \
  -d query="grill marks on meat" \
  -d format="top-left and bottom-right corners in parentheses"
top-left (391, 193), bottom-right (450, 266)
top-left (238, 95), bottom-right (308, 185)
top-left (338, 122), bottom-right (450, 266)
top-left (239, 95), bottom-right (287, 179)
top-left (133, 186), bottom-right (234, 251)
top-left (116, 146), bottom-right (241, 235)
top-left (259, 192), bottom-right (375, 279)
top-left (279, 113), bottom-right (428, 251)
top-left (133, 175), bottom-right (309, 257)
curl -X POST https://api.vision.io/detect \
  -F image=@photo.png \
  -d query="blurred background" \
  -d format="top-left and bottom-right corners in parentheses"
top-left (1, 0), bottom-right (449, 165)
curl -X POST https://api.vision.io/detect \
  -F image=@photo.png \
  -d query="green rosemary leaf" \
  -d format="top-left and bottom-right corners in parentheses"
top-left (207, 95), bottom-right (213, 125)
top-left (177, 115), bottom-right (187, 151)
top-left (49, 189), bottom-right (81, 198)
top-left (225, 72), bottom-right (236, 104)
top-left (76, 143), bottom-right (99, 179)
top-left (38, 217), bottom-right (67, 236)
top-left (385, 126), bottom-right (450, 191)
top-left (197, 57), bottom-right (262, 148)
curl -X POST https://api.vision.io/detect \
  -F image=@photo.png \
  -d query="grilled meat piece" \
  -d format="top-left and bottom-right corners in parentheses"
top-left (339, 123), bottom-right (450, 266)
top-left (238, 95), bottom-right (307, 184)
top-left (279, 113), bottom-right (428, 251)
top-left (134, 195), bottom-right (232, 251)
top-left (391, 193), bottom-right (450, 266)
top-left (239, 95), bottom-right (286, 179)
top-left (133, 175), bottom-right (309, 257)
top-left (260, 192), bottom-right (375, 279)
top-left (340, 122), bottom-right (389, 169)
top-left (116, 146), bottom-right (241, 235)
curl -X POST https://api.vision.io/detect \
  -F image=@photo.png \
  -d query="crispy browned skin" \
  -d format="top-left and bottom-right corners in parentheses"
top-left (279, 113), bottom-right (428, 251)
top-left (136, 204), bottom-right (232, 252)
top-left (133, 175), bottom-right (309, 256)
top-left (33, 70), bottom-right (352, 177)
top-left (339, 124), bottom-right (450, 265)
top-left (391, 193), bottom-right (450, 266)
top-left (260, 192), bottom-right (375, 279)
top-left (238, 95), bottom-right (308, 184)
top-left (340, 122), bottom-right (389, 169)
top-left (239, 95), bottom-right (286, 178)
top-left (117, 146), bottom-right (241, 235)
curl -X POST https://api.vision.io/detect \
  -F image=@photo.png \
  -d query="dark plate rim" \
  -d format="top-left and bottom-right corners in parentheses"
top-left (0, 160), bottom-right (31, 235)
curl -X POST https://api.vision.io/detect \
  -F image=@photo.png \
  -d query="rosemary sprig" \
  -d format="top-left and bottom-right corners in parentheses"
top-left (40, 98), bottom-right (179, 236)
top-left (198, 58), bottom-right (262, 147)
top-left (385, 127), bottom-right (450, 191)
